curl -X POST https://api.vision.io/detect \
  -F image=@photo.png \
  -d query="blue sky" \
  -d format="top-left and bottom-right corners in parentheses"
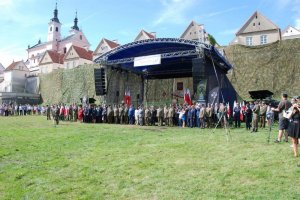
top-left (0, 0), bottom-right (299, 67)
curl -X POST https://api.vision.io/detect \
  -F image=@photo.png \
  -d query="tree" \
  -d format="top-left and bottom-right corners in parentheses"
top-left (208, 34), bottom-right (218, 46)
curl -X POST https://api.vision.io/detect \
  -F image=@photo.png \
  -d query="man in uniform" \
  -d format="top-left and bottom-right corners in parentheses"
top-left (168, 105), bottom-right (174, 127)
top-left (52, 105), bottom-right (60, 125)
top-left (164, 105), bottom-right (169, 126)
top-left (46, 105), bottom-right (51, 120)
top-left (200, 104), bottom-right (206, 128)
top-left (157, 106), bottom-right (163, 126)
top-left (113, 104), bottom-right (119, 124)
top-left (259, 101), bottom-right (267, 128)
top-left (144, 107), bottom-right (150, 126)
top-left (251, 101), bottom-right (260, 132)
top-left (119, 104), bottom-right (124, 124)
top-left (107, 105), bottom-right (113, 124)
top-left (124, 105), bottom-right (129, 124)
top-left (205, 104), bottom-right (213, 128)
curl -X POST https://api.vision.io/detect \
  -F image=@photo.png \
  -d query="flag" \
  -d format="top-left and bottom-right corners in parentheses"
top-left (227, 103), bottom-right (231, 118)
top-left (124, 88), bottom-right (131, 106)
top-left (233, 100), bottom-right (237, 109)
top-left (184, 88), bottom-right (192, 105)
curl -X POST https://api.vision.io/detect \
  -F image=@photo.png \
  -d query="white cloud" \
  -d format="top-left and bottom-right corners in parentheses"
top-left (0, 45), bottom-right (27, 68)
top-left (153, 0), bottom-right (198, 26)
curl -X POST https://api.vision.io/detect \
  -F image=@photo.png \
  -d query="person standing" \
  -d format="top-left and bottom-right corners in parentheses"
top-left (46, 105), bottom-right (51, 120)
top-left (233, 104), bottom-right (241, 128)
top-left (164, 105), bottom-right (169, 126)
top-left (259, 101), bottom-right (267, 128)
top-left (52, 105), bottom-right (60, 125)
top-left (251, 101), bottom-right (260, 132)
top-left (200, 104), bottom-right (206, 129)
top-left (245, 103), bottom-right (252, 130)
top-left (157, 106), bottom-right (163, 126)
top-left (272, 93), bottom-right (292, 143)
top-left (144, 107), bottom-right (150, 126)
top-left (119, 104), bottom-right (124, 124)
top-left (168, 105), bottom-right (174, 127)
top-left (113, 104), bottom-right (119, 124)
top-left (287, 99), bottom-right (300, 157)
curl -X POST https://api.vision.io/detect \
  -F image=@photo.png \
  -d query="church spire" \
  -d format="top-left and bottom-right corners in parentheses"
top-left (51, 2), bottom-right (60, 23)
top-left (71, 11), bottom-right (79, 31)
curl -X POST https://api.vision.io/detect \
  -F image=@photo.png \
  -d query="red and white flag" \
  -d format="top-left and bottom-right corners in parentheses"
top-left (227, 103), bottom-right (231, 118)
top-left (124, 88), bottom-right (131, 106)
top-left (184, 88), bottom-right (192, 105)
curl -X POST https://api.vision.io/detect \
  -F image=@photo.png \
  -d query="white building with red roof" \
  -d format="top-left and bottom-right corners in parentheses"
top-left (39, 50), bottom-right (64, 74)
top-left (93, 38), bottom-right (120, 60)
top-left (0, 61), bottom-right (29, 92)
top-left (0, 63), bottom-right (4, 83)
top-left (134, 30), bottom-right (156, 41)
top-left (26, 4), bottom-right (90, 75)
top-left (64, 45), bottom-right (93, 69)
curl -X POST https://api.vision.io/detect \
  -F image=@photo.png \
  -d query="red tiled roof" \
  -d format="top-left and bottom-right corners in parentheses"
top-left (72, 46), bottom-right (93, 60)
top-left (143, 30), bottom-right (155, 39)
top-left (5, 61), bottom-right (21, 71)
top-left (47, 51), bottom-right (64, 64)
top-left (104, 39), bottom-right (120, 49)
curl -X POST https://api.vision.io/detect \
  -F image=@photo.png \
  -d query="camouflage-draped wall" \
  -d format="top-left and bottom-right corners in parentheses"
top-left (225, 39), bottom-right (300, 99)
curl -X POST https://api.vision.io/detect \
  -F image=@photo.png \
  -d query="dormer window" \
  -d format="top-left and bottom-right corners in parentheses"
top-left (80, 35), bottom-right (82, 40)
top-left (64, 47), bottom-right (67, 53)
top-left (253, 23), bottom-right (255, 26)
top-left (56, 27), bottom-right (58, 32)
top-left (50, 27), bottom-right (52, 32)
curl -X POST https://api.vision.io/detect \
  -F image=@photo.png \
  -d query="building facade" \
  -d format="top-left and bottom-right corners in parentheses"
top-left (93, 38), bottom-right (120, 60)
top-left (230, 11), bottom-right (281, 46)
top-left (64, 45), bottom-right (93, 69)
top-left (180, 21), bottom-right (209, 44)
top-left (282, 26), bottom-right (300, 40)
top-left (26, 4), bottom-right (90, 75)
top-left (0, 61), bottom-right (29, 93)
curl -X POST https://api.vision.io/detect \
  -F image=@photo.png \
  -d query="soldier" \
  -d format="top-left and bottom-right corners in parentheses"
top-left (138, 106), bottom-right (144, 126)
top-left (189, 105), bottom-right (196, 128)
top-left (107, 105), bottom-right (113, 124)
top-left (113, 104), bottom-right (119, 124)
top-left (124, 105), bottom-right (129, 124)
top-left (168, 105), bottom-right (174, 127)
top-left (251, 101), bottom-right (260, 132)
top-left (119, 104), bottom-right (124, 124)
top-left (205, 104), bottom-right (213, 128)
top-left (157, 106), bottom-right (163, 126)
top-left (164, 105), bottom-right (169, 126)
top-left (52, 105), bottom-right (60, 125)
top-left (150, 106), bottom-right (157, 126)
top-left (69, 105), bottom-right (73, 121)
top-left (73, 104), bottom-right (78, 122)
top-left (102, 105), bottom-right (107, 123)
top-left (259, 101), bottom-right (267, 128)
top-left (144, 107), bottom-right (151, 126)
top-left (200, 104), bottom-right (206, 128)
top-left (46, 105), bottom-right (51, 120)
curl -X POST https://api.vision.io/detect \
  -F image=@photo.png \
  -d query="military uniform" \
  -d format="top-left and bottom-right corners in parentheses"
top-left (168, 106), bottom-right (174, 126)
top-left (107, 106), bottom-right (113, 124)
top-left (164, 106), bottom-right (169, 126)
top-left (113, 105), bottom-right (119, 124)
top-left (144, 108), bottom-right (150, 126)
top-left (252, 102), bottom-right (260, 132)
top-left (157, 107), bottom-right (163, 126)
top-left (259, 103), bottom-right (267, 128)
top-left (119, 105), bottom-right (124, 124)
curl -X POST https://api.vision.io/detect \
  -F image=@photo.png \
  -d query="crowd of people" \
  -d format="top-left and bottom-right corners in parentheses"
top-left (0, 104), bottom-right (46, 116)
top-left (1, 94), bottom-right (300, 158)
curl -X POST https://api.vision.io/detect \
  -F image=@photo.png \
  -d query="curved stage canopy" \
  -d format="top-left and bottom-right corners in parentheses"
top-left (94, 38), bottom-right (232, 79)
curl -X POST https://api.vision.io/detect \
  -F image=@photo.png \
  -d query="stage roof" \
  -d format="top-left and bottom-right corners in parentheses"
top-left (94, 38), bottom-right (232, 79)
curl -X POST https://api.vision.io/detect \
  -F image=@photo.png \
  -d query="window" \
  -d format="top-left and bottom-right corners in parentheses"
top-left (177, 82), bottom-right (183, 90)
top-left (64, 47), bottom-right (67, 53)
top-left (56, 27), bottom-right (58, 32)
top-left (253, 23), bottom-right (255, 26)
top-left (260, 35), bottom-right (267, 45)
top-left (258, 22), bottom-right (260, 25)
top-left (80, 35), bottom-right (82, 40)
top-left (50, 27), bottom-right (52, 31)
top-left (246, 37), bottom-right (253, 46)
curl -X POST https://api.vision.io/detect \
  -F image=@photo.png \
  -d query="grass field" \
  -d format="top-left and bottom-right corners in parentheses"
top-left (0, 116), bottom-right (299, 199)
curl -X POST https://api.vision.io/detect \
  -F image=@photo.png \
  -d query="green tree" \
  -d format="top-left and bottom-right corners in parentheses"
top-left (208, 34), bottom-right (218, 46)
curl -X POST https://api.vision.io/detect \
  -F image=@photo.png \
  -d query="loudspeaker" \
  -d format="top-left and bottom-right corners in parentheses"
top-left (137, 94), bottom-right (140, 99)
top-left (116, 91), bottom-right (119, 97)
top-left (94, 68), bottom-right (106, 96)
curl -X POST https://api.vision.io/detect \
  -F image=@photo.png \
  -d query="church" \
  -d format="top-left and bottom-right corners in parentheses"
top-left (26, 3), bottom-right (90, 75)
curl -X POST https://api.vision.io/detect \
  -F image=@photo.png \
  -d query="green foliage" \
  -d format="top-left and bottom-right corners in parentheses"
top-left (1, 116), bottom-right (300, 199)
top-left (225, 39), bottom-right (300, 99)
top-left (208, 34), bottom-right (218, 46)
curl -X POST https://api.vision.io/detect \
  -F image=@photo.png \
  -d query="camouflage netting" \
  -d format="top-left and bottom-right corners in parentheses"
top-left (225, 39), bottom-right (300, 99)
top-left (39, 64), bottom-right (104, 104)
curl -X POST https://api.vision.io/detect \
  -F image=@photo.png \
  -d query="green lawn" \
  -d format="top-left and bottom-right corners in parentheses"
top-left (0, 116), bottom-right (299, 200)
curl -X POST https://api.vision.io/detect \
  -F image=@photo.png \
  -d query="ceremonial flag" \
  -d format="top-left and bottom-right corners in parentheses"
top-left (227, 103), bottom-right (231, 118)
top-left (184, 88), bottom-right (192, 105)
top-left (124, 88), bottom-right (131, 106)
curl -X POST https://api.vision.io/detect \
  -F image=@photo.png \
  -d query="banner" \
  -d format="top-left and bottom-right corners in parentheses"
top-left (134, 54), bottom-right (161, 67)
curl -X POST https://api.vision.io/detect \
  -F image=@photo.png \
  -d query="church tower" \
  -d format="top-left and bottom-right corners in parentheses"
top-left (47, 3), bottom-right (62, 42)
